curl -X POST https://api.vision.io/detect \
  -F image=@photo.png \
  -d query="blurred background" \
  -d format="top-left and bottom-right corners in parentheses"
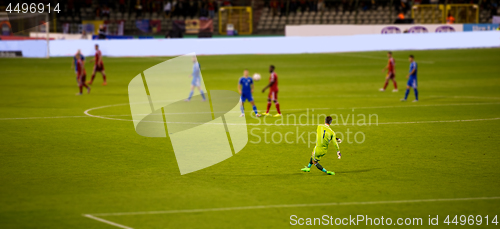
top-left (0, 0), bottom-right (498, 39)
top-left (0, 1), bottom-right (499, 229)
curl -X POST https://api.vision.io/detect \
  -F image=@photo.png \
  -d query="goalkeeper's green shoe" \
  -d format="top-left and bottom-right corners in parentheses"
top-left (301, 167), bottom-right (310, 172)
top-left (326, 171), bottom-right (335, 175)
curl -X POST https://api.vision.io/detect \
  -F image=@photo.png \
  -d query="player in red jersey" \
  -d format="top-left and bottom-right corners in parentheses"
top-left (380, 51), bottom-right (398, 92)
top-left (261, 65), bottom-right (282, 117)
top-left (76, 52), bottom-right (91, 95)
top-left (87, 44), bottom-right (107, 86)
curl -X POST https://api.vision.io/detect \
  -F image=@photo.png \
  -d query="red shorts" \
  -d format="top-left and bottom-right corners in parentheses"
top-left (387, 72), bottom-right (395, 79)
top-left (268, 90), bottom-right (278, 100)
top-left (94, 63), bottom-right (105, 72)
top-left (79, 74), bottom-right (87, 85)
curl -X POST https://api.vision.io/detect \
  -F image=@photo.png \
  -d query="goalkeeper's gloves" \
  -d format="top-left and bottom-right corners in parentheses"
top-left (336, 138), bottom-right (342, 144)
top-left (337, 151), bottom-right (341, 159)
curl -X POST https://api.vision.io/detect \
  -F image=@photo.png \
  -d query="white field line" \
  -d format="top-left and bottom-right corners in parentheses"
top-left (442, 96), bottom-right (500, 100)
top-left (87, 196), bottom-right (500, 217)
top-left (74, 117), bottom-right (500, 126)
top-left (334, 53), bottom-right (436, 64)
top-left (85, 102), bottom-right (500, 117)
top-left (83, 214), bottom-right (133, 229)
top-left (0, 102), bottom-right (499, 121)
top-left (278, 95), bottom-right (500, 100)
top-left (375, 117), bottom-right (500, 125)
top-left (337, 102), bottom-right (500, 110)
top-left (93, 102), bottom-right (500, 117)
top-left (0, 115), bottom-right (90, 120)
top-left (82, 101), bottom-right (500, 124)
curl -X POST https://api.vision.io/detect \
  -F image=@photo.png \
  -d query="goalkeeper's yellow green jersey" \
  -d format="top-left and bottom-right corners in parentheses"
top-left (316, 124), bottom-right (339, 152)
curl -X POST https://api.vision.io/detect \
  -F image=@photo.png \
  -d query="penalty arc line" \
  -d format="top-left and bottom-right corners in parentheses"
top-left (86, 196), bottom-right (500, 217)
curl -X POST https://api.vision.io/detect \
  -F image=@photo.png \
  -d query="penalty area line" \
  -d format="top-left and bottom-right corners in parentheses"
top-left (87, 196), bottom-right (500, 217)
top-left (83, 214), bottom-right (133, 229)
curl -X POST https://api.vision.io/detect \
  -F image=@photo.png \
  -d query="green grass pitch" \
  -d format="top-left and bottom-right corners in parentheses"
top-left (0, 48), bottom-right (499, 228)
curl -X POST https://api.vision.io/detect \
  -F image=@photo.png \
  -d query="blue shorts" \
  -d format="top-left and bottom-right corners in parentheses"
top-left (407, 77), bottom-right (417, 88)
top-left (191, 78), bottom-right (201, 87)
top-left (241, 93), bottom-right (254, 102)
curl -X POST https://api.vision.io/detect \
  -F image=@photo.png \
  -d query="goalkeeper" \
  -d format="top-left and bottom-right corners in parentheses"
top-left (301, 116), bottom-right (342, 175)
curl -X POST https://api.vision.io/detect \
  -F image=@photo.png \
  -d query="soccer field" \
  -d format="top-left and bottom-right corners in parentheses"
top-left (1, 48), bottom-right (499, 228)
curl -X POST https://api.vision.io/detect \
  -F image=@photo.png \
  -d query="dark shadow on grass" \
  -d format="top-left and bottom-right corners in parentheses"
top-left (201, 168), bottom-right (380, 177)
top-left (208, 173), bottom-right (306, 177)
top-left (335, 168), bottom-right (380, 174)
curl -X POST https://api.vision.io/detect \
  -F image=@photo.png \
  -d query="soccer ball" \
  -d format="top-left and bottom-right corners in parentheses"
top-left (252, 73), bottom-right (261, 81)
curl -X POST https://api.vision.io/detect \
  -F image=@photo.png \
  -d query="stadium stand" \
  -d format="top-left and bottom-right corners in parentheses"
top-left (256, 0), bottom-right (498, 34)
top-left (9, 0), bottom-right (497, 35)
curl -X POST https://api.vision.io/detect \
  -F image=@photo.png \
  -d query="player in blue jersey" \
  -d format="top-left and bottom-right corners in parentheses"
top-left (71, 50), bottom-right (85, 83)
top-left (185, 57), bottom-right (206, 102)
top-left (401, 55), bottom-right (419, 102)
top-left (238, 69), bottom-right (261, 117)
